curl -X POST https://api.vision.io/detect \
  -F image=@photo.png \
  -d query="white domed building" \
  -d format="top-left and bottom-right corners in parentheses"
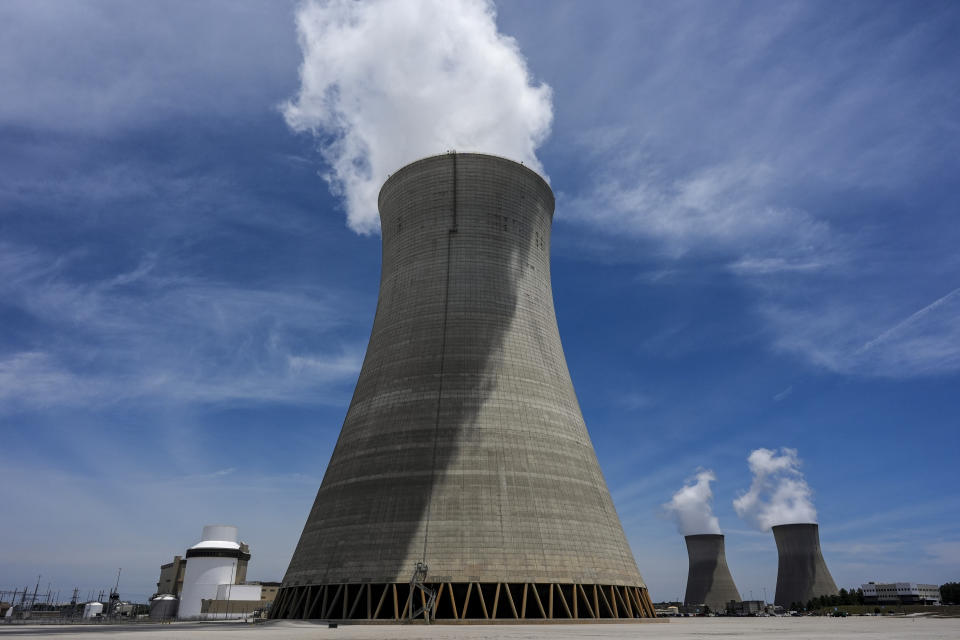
top-left (177, 525), bottom-right (251, 619)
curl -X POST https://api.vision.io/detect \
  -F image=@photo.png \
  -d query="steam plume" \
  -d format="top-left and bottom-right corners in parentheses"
top-left (733, 447), bottom-right (817, 530)
top-left (283, 0), bottom-right (553, 233)
top-left (664, 469), bottom-right (722, 535)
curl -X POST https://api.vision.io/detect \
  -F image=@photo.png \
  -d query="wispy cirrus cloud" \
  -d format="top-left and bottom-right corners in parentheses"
top-left (543, 0), bottom-right (960, 379)
top-left (762, 287), bottom-right (960, 378)
top-left (561, 148), bottom-right (839, 271)
top-left (0, 0), bottom-right (299, 134)
top-left (0, 243), bottom-right (365, 413)
top-left (0, 460), bottom-right (321, 600)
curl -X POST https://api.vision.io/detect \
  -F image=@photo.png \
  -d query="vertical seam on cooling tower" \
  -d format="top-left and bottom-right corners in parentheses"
top-left (422, 153), bottom-right (457, 563)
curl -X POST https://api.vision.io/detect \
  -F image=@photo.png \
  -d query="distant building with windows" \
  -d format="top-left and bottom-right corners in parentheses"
top-left (726, 599), bottom-right (766, 616)
top-left (861, 582), bottom-right (940, 605)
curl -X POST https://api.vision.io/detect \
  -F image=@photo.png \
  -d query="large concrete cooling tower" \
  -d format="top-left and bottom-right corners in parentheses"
top-left (272, 153), bottom-right (654, 622)
top-left (683, 534), bottom-right (741, 611)
top-left (772, 523), bottom-right (838, 607)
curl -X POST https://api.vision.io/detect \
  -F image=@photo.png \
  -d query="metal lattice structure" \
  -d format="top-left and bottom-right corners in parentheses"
top-left (273, 153), bottom-right (653, 622)
top-left (272, 582), bottom-right (655, 621)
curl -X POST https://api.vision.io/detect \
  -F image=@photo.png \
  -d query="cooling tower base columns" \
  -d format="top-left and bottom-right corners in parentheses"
top-left (272, 582), bottom-right (655, 622)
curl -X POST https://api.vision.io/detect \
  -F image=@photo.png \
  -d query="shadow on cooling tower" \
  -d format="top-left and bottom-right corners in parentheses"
top-left (275, 154), bottom-right (653, 622)
top-left (283, 153), bottom-right (546, 585)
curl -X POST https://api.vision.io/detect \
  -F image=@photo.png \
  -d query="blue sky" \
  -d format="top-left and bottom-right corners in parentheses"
top-left (1, 0), bottom-right (958, 604)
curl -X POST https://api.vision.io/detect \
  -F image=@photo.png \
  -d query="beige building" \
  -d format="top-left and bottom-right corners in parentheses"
top-left (200, 582), bottom-right (282, 618)
top-left (156, 556), bottom-right (186, 596)
top-left (155, 543), bottom-right (250, 598)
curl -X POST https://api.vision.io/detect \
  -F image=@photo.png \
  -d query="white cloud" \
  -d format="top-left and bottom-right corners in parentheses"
top-left (0, 246), bottom-right (365, 412)
top-left (772, 385), bottom-right (793, 402)
top-left (528, 3), bottom-right (958, 381)
top-left (733, 447), bottom-right (817, 531)
top-left (663, 469), bottom-right (722, 535)
top-left (561, 154), bottom-right (837, 266)
top-left (763, 287), bottom-right (960, 378)
top-left (283, 0), bottom-right (553, 233)
top-left (0, 1), bottom-right (299, 133)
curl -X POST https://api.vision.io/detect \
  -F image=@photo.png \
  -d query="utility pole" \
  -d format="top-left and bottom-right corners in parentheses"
top-left (109, 569), bottom-right (122, 617)
top-left (31, 575), bottom-right (41, 613)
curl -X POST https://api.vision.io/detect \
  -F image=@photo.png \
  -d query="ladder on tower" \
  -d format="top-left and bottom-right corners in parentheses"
top-left (405, 562), bottom-right (436, 623)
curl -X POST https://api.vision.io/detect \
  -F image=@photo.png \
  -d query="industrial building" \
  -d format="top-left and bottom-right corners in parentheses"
top-left (176, 525), bottom-right (251, 619)
top-left (726, 599), bottom-right (767, 616)
top-left (156, 556), bottom-right (186, 597)
top-left (683, 534), bottom-right (741, 611)
top-left (272, 153), bottom-right (654, 621)
top-left (772, 524), bottom-right (838, 607)
top-left (199, 581), bottom-right (281, 618)
top-left (150, 525), bottom-right (276, 619)
top-left (861, 582), bottom-right (941, 605)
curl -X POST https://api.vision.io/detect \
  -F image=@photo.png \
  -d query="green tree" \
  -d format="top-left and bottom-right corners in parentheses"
top-left (940, 583), bottom-right (960, 604)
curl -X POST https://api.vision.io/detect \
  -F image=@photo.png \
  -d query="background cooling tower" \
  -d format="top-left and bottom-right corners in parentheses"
top-left (272, 153), bottom-right (653, 621)
top-left (772, 523), bottom-right (838, 607)
top-left (683, 534), bottom-right (741, 611)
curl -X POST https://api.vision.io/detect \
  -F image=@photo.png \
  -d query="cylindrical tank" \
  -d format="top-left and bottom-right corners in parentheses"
top-left (200, 525), bottom-right (238, 542)
top-left (683, 534), bottom-right (741, 611)
top-left (149, 595), bottom-right (178, 619)
top-left (177, 524), bottom-right (250, 619)
top-left (772, 523), bottom-right (838, 607)
top-left (82, 601), bottom-right (103, 618)
top-left (274, 153), bottom-right (653, 620)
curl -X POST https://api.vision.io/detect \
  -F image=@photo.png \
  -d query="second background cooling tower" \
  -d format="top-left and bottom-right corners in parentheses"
top-left (683, 534), bottom-right (741, 611)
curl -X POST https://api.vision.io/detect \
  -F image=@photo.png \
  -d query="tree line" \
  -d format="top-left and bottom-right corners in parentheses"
top-left (789, 583), bottom-right (959, 612)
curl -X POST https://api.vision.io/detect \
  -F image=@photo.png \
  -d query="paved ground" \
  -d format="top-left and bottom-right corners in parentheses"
top-left (2, 617), bottom-right (960, 639)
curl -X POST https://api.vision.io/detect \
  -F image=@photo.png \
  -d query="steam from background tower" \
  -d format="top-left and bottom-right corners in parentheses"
top-left (283, 0), bottom-right (553, 233)
top-left (664, 469), bottom-right (722, 535)
top-left (733, 447), bottom-right (817, 530)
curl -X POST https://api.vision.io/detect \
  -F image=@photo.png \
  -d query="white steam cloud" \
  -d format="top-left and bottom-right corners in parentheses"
top-left (283, 0), bottom-right (553, 233)
top-left (733, 447), bottom-right (817, 531)
top-left (663, 469), bottom-right (722, 535)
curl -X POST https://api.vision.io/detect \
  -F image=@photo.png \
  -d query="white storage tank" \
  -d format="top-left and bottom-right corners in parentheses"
top-left (177, 525), bottom-right (249, 619)
top-left (149, 594), bottom-right (179, 619)
top-left (82, 601), bottom-right (104, 618)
